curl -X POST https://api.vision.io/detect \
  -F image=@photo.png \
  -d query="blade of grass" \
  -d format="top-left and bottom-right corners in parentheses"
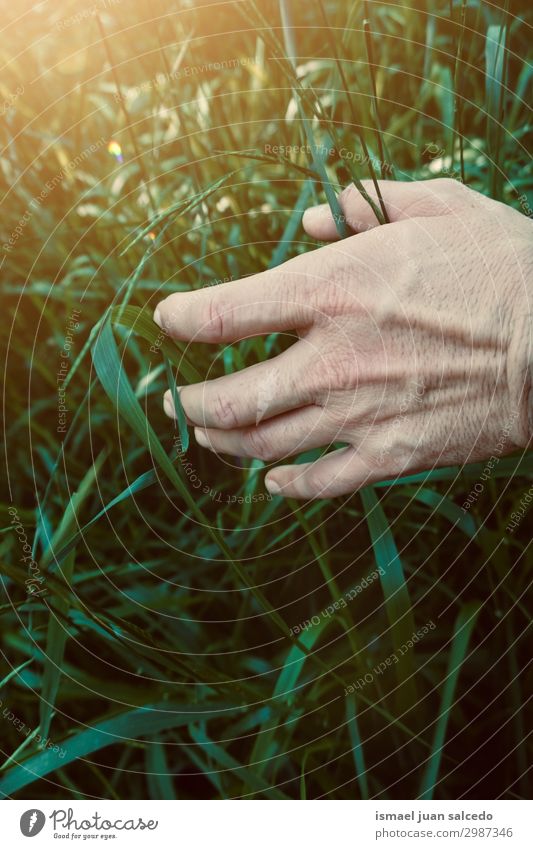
top-left (145, 739), bottom-right (176, 800)
top-left (452, 0), bottom-right (467, 182)
top-left (317, 0), bottom-right (389, 222)
top-left (249, 0), bottom-right (384, 226)
top-left (40, 451), bottom-right (106, 570)
top-left (52, 467), bottom-right (161, 568)
top-left (419, 601), bottom-right (481, 799)
top-left (164, 358), bottom-right (189, 453)
top-left (360, 486), bottom-right (417, 712)
top-left (1, 726), bottom-right (41, 773)
top-left (39, 549), bottom-right (76, 740)
top-left (91, 320), bottom-right (293, 642)
top-left (345, 692), bottom-right (369, 799)
top-left (398, 487), bottom-right (478, 538)
top-left (278, 0), bottom-right (348, 237)
top-left (111, 305), bottom-right (201, 381)
top-left (374, 454), bottom-right (533, 487)
top-left (268, 178), bottom-right (314, 269)
top-left (0, 701), bottom-right (241, 797)
top-left (485, 16), bottom-right (508, 200)
top-left (0, 658), bottom-right (33, 689)
top-left (250, 616), bottom-right (330, 778)
top-left (362, 5), bottom-right (391, 180)
top-left (189, 725), bottom-right (289, 799)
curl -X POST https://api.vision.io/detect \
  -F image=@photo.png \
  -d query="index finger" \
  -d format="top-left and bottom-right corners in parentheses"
top-left (153, 260), bottom-right (316, 343)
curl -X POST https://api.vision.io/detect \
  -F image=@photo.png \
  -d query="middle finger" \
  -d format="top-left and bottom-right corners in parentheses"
top-left (164, 341), bottom-right (314, 430)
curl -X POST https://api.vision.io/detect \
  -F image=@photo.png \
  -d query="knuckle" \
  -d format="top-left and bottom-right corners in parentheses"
top-left (403, 178), bottom-right (464, 218)
top-left (327, 356), bottom-right (357, 391)
top-left (315, 345), bottom-right (360, 394)
top-left (201, 297), bottom-right (231, 341)
top-left (337, 184), bottom-right (372, 233)
top-left (244, 427), bottom-right (275, 460)
top-left (210, 392), bottom-right (241, 429)
top-left (308, 274), bottom-right (350, 319)
top-left (434, 177), bottom-right (460, 192)
top-left (323, 278), bottom-right (349, 312)
top-left (279, 265), bottom-right (312, 314)
top-left (374, 428), bottom-right (418, 471)
top-left (304, 466), bottom-right (332, 497)
top-left (338, 184), bottom-right (361, 229)
top-left (433, 177), bottom-right (471, 208)
top-left (340, 183), bottom-right (357, 205)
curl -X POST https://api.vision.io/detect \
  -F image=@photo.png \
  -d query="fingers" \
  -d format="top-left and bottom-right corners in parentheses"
top-left (154, 256), bottom-right (315, 343)
top-left (263, 442), bottom-right (418, 499)
top-left (263, 416), bottom-right (432, 498)
top-left (163, 343), bottom-right (312, 429)
top-left (193, 405), bottom-right (339, 462)
top-left (302, 178), bottom-right (465, 241)
top-left (264, 446), bottom-right (373, 499)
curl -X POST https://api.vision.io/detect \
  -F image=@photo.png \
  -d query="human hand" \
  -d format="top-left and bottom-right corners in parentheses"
top-left (154, 179), bottom-right (532, 499)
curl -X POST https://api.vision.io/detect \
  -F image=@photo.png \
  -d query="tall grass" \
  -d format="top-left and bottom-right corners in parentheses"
top-left (0, 0), bottom-right (531, 800)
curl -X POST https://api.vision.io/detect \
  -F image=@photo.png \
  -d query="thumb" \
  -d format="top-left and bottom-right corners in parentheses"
top-left (302, 178), bottom-right (467, 241)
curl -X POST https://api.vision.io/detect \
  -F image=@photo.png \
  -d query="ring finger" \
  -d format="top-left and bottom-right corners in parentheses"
top-left (164, 340), bottom-right (315, 430)
top-left (193, 405), bottom-right (343, 463)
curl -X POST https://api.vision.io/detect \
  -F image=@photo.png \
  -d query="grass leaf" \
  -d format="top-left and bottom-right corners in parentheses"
top-left (39, 550), bottom-right (76, 740)
top-left (419, 601), bottom-right (481, 799)
top-left (345, 693), bottom-right (369, 799)
top-left (360, 486), bottom-right (417, 711)
top-left (0, 702), bottom-right (240, 797)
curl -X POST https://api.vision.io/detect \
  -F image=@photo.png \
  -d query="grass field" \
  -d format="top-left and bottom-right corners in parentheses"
top-left (1, 0), bottom-right (532, 800)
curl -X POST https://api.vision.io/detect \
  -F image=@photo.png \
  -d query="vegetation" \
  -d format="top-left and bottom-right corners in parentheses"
top-left (0, 0), bottom-right (531, 799)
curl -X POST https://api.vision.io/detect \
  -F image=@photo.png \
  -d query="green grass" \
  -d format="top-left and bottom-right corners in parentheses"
top-left (0, 0), bottom-right (531, 800)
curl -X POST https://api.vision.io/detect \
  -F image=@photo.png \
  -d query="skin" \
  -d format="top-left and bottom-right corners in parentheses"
top-left (153, 179), bottom-right (533, 500)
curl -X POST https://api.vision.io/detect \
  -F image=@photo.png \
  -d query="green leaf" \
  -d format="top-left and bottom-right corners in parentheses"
top-left (360, 486), bottom-right (417, 710)
top-left (419, 601), bottom-right (481, 800)
top-left (40, 451), bottom-right (106, 569)
top-left (374, 454), bottom-right (533, 487)
top-left (122, 168), bottom-right (242, 254)
top-left (39, 549), bottom-right (76, 741)
top-left (485, 24), bottom-right (507, 134)
top-left (345, 693), bottom-right (369, 799)
top-left (0, 658), bottom-right (32, 690)
top-left (268, 178), bottom-right (314, 269)
top-left (189, 725), bottom-right (288, 799)
top-left (0, 702), bottom-right (240, 797)
top-left (399, 487), bottom-right (478, 538)
top-left (485, 21), bottom-right (508, 198)
top-left (92, 321), bottom-right (184, 497)
top-left (53, 466), bottom-right (161, 568)
top-left (145, 739), bottom-right (176, 800)
top-left (250, 617), bottom-right (330, 778)
top-left (91, 320), bottom-right (292, 642)
top-left (165, 358), bottom-right (189, 453)
top-left (110, 305), bottom-right (201, 382)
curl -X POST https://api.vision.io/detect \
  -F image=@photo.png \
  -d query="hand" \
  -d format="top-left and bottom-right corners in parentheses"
top-left (154, 179), bottom-right (532, 500)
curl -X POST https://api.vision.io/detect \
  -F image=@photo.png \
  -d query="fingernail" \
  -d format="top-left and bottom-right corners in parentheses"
top-left (194, 428), bottom-right (209, 449)
top-left (302, 204), bottom-right (327, 226)
top-left (265, 477), bottom-right (281, 495)
top-left (163, 394), bottom-right (175, 418)
top-left (153, 306), bottom-right (163, 328)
